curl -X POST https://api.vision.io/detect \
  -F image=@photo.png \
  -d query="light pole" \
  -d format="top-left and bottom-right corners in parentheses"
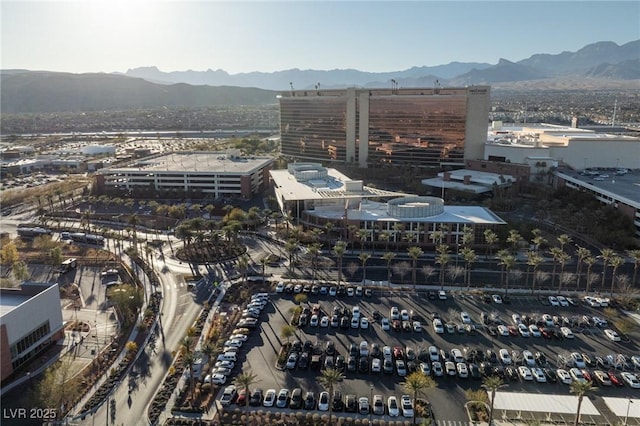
top-left (625, 398), bottom-right (633, 426)
top-left (369, 385), bottom-right (373, 425)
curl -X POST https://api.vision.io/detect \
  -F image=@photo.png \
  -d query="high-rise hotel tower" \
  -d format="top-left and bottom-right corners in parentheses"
top-left (279, 86), bottom-right (490, 168)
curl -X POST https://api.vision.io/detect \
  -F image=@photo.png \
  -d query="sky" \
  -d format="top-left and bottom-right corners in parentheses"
top-left (1, 0), bottom-right (639, 74)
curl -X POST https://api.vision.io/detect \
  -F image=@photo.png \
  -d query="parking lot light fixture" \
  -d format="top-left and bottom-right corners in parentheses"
top-left (625, 398), bottom-right (633, 426)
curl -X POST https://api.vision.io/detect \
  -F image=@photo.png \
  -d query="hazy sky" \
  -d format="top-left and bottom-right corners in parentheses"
top-left (2, 1), bottom-right (638, 74)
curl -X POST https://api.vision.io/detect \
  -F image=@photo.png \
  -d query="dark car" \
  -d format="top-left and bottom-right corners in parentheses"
top-left (303, 340), bottom-right (313, 352)
top-left (292, 340), bottom-right (302, 352)
top-left (359, 357), bottom-right (369, 373)
top-left (290, 388), bottom-right (303, 409)
top-left (543, 368), bottom-right (558, 383)
top-left (469, 363), bottom-right (482, 380)
top-left (345, 394), bottom-right (357, 413)
top-left (335, 355), bottom-right (345, 372)
top-left (370, 344), bottom-right (381, 359)
top-left (535, 352), bottom-right (548, 366)
top-left (303, 392), bottom-right (316, 410)
top-left (349, 343), bottom-right (359, 357)
top-left (347, 356), bottom-right (357, 372)
top-left (298, 314), bottom-right (308, 327)
top-left (249, 388), bottom-right (263, 406)
top-left (372, 310), bottom-right (382, 321)
top-left (325, 341), bottom-right (336, 356)
top-left (486, 350), bottom-right (498, 364)
top-left (340, 316), bottom-right (350, 329)
top-left (332, 391), bottom-right (344, 412)
top-left (298, 352), bottom-right (309, 369)
top-left (428, 291), bottom-right (437, 300)
top-left (505, 367), bottom-right (519, 381)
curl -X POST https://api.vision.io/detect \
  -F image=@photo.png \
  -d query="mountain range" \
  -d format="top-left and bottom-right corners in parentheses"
top-left (123, 40), bottom-right (640, 90)
top-left (1, 40), bottom-right (638, 114)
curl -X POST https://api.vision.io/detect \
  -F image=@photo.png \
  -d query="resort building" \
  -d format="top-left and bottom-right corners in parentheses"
top-left (279, 86), bottom-right (490, 168)
top-left (270, 163), bottom-right (505, 247)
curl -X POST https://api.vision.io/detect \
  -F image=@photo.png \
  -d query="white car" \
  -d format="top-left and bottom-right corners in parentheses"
top-left (518, 366), bottom-right (533, 381)
top-left (557, 369), bottom-right (572, 384)
top-left (276, 388), bottom-right (290, 408)
top-left (419, 362), bottom-right (431, 376)
top-left (381, 318), bottom-right (390, 331)
top-left (499, 349), bottom-right (512, 365)
top-left (432, 361), bottom-right (444, 376)
top-left (511, 313), bottom-right (522, 325)
top-left (451, 348), bottom-right (464, 363)
top-left (433, 319), bottom-right (444, 334)
top-left (359, 341), bottom-right (369, 357)
top-left (438, 290), bottom-right (448, 300)
top-left (383, 346), bottom-right (393, 359)
top-left (456, 362), bottom-right (469, 378)
top-left (560, 326), bottom-right (574, 339)
top-left (310, 314), bottom-right (319, 327)
top-left (571, 352), bottom-right (586, 368)
top-left (522, 350), bottom-right (536, 367)
top-left (208, 373), bottom-right (227, 385)
top-left (445, 361), bottom-right (457, 376)
top-left (518, 323), bottom-right (530, 337)
top-left (497, 325), bottom-right (509, 336)
top-left (461, 312), bottom-right (472, 324)
top-left (542, 313), bottom-right (554, 327)
top-left (390, 306), bottom-right (400, 320)
top-left (569, 368), bottom-right (587, 384)
top-left (320, 316), bottom-right (329, 327)
top-left (492, 294), bottom-right (502, 304)
top-left (557, 296), bottom-right (569, 307)
top-left (275, 282), bottom-right (285, 293)
top-left (532, 367), bottom-right (546, 383)
top-left (428, 346), bottom-right (440, 362)
top-left (396, 360), bottom-right (407, 377)
top-left (263, 389), bottom-right (277, 407)
top-left (360, 317), bottom-right (369, 329)
top-left (596, 297), bottom-right (610, 307)
top-left (388, 396), bottom-right (400, 417)
top-left (318, 391), bottom-right (330, 411)
top-left (371, 358), bottom-right (382, 373)
top-left (528, 324), bottom-right (541, 337)
top-left (413, 321), bottom-right (422, 332)
top-left (351, 317), bottom-right (360, 328)
top-left (329, 287), bottom-right (337, 296)
top-left (548, 296), bottom-right (560, 306)
top-left (592, 316), bottom-right (607, 327)
top-left (352, 306), bottom-right (361, 319)
top-left (583, 296), bottom-right (600, 307)
top-left (400, 395), bottom-right (414, 418)
top-left (401, 309), bottom-right (410, 321)
top-left (622, 372), bottom-right (640, 388)
top-left (604, 329), bottom-right (621, 342)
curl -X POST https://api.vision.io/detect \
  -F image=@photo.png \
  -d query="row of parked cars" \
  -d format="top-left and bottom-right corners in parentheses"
top-left (277, 281), bottom-right (372, 298)
top-left (205, 293), bottom-right (270, 385)
top-left (226, 385), bottom-right (417, 418)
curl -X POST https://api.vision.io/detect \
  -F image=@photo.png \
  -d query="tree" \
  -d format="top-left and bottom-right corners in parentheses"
top-left (12, 260), bottom-right (30, 281)
top-left (482, 375), bottom-right (505, 426)
top-left (402, 371), bottom-right (435, 426)
top-left (599, 248), bottom-right (615, 289)
top-left (526, 251), bottom-right (543, 294)
top-left (237, 255), bottom-right (250, 287)
top-left (356, 229), bottom-right (367, 251)
top-left (35, 358), bottom-right (80, 419)
top-left (435, 244), bottom-right (450, 290)
top-left (381, 252), bottom-right (396, 288)
top-left (183, 350), bottom-right (197, 403)
top-left (234, 371), bottom-right (260, 423)
top-left (294, 293), bottom-right (308, 305)
top-left (506, 229), bottom-right (522, 253)
top-left (407, 246), bottom-right (423, 290)
top-left (333, 241), bottom-right (347, 287)
top-left (557, 233), bottom-right (572, 252)
top-left (421, 265), bottom-right (435, 287)
top-left (308, 243), bottom-right (322, 284)
top-left (0, 241), bottom-right (19, 265)
top-left (570, 380), bottom-right (596, 426)
top-left (359, 252), bottom-right (371, 284)
top-left (583, 256), bottom-right (597, 293)
top-left (496, 250), bottom-right (515, 297)
top-left (627, 249), bottom-right (640, 287)
top-left (106, 284), bottom-right (143, 327)
top-left (318, 368), bottom-right (345, 426)
top-left (575, 246), bottom-right (591, 286)
top-left (50, 247), bottom-right (63, 267)
top-left (461, 247), bottom-right (477, 290)
top-left (285, 239), bottom-right (298, 279)
top-left (280, 324), bottom-right (296, 344)
top-left (608, 255), bottom-right (625, 296)
top-left (483, 229), bottom-right (499, 261)
top-left (378, 231), bottom-right (391, 251)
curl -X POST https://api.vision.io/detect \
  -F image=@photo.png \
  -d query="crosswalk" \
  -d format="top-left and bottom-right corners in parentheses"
top-left (436, 421), bottom-right (476, 426)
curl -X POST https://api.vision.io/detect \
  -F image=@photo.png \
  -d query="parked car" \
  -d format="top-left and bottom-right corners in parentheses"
top-left (604, 329), bottom-right (621, 342)
top-left (387, 396), bottom-right (400, 417)
top-left (263, 389), bottom-right (277, 407)
top-left (372, 394), bottom-right (385, 415)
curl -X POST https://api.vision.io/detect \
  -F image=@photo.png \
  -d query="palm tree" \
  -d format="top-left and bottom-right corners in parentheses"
top-left (234, 370), bottom-right (260, 423)
top-left (378, 231), bottom-right (391, 251)
top-left (506, 229), bottom-right (522, 254)
top-left (280, 324), bottom-right (296, 345)
top-left (526, 251), bottom-right (543, 294)
top-left (237, 255), bottom-right (250, 287)
top-left (308, 243), bottom-right (322, 284)
top-left (393, 223), bottom-right (405, 251)
top-left (556, 250), bottom-right (571, 292)
top-left (182, 350), bottom-right (197, 403)
top-left (570, 380), bottom-right (596, 426)
top-left (483, 229), bottom-right (499, 261)
top-left (497, 250), bottom-right (516, 297)
top-left (609, 255), bottom-right (625, 296)
top-left (381, 252), bottom-right (396, 288)
top-left (575, 246), bottom-right (591, 279)
top-left (359, 252), bottom-right (371, 284)
top-left (599, 248), bottom-right (615, 289)
top-left (318, 368), bottom-right (345, 426)
top-left (285, 239), bottom-right (298, 279)
top-left (407, 246), bottom-right (423, 290)
top-left (402, 371), bottom-right (435, 426)
top-left (436, 244), bottom-right (450, 290)
top-left (333, 241), bottom-right (347, 286)
top-left (583, 256), bottom-right (597, 293)
top-left (482, 375), bottom-right (505, 426)
top-left (628, 249), bottom-right (640, 287)
top-left (356, 229), bottom-right (367, 251)
top-left (548, 247), bottom-right (563, 289)
top-left (461, 247), bottom-right (477, 290)
top-left (557, 233), bottom-right (572, 252)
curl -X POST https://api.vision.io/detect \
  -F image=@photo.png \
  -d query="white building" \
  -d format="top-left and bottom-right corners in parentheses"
top-left (0, 282), bottom-right (64, 381)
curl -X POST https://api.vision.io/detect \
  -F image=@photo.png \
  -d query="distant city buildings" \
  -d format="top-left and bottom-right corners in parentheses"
top-left (279, 86), bottom-right (490, 168)
top-left (0, 282), bottom-right (64, 381)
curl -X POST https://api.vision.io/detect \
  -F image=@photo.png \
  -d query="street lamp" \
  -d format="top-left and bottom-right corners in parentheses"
top-left (369, 385), bottom-right (373, 425)
top-left (625, 398), bottom-right (633, 426)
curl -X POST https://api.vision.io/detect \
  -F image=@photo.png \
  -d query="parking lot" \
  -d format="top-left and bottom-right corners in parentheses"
top-left (230, 285), bottom-right (640, 423)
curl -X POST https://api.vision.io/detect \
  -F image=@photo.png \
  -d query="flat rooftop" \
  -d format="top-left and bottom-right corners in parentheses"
top-left (0, 282), bottom-right (53, 317)
top-left (557, 169), bottom-right (640, 207)
top-left (422, 169), bottom-right (516, 194)
top-left (102, 152), bottom-right (273, 175)
top-left (310, 200), bottom-right (506, 225)
top-left (271, 168), bottom-right (406, 201)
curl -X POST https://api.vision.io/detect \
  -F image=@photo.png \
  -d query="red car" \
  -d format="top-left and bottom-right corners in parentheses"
top-left (581, 369), bottom-right (592, 382)
top-left (540, 328), bottom-right (553, 339)
top-left (608, 371), bottom-right (624, 386)
top-left (393, 346), bottom-right (404, 359)
top-left (507, 326), bottom-right (518, 336)
top-left (236, 389), bottom-right (247, 406)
